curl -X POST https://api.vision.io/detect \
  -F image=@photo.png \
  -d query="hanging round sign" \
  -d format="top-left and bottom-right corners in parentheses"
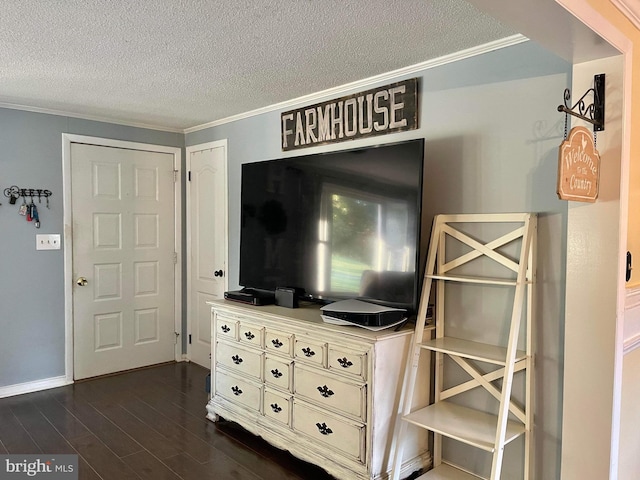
top-left (557, 126), bottom-right (600, 202)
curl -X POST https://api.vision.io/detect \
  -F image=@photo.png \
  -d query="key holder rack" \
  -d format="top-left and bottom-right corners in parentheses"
top-left (3, 185), bottom-right (53, 229)
top-left (3, 186), bottom-right (53, 208)
top-left (557, 73), bottom-right (606, 133)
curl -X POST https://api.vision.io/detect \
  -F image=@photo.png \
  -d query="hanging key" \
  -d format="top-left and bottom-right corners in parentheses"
top-left (19, 197), bottom-right (27, 216)
top-left (27, 197), bottom-right (36, 222)
top-left (4, 186), bottom-right (19, 204)
top-left (32, 203), bottom-right (40, 228)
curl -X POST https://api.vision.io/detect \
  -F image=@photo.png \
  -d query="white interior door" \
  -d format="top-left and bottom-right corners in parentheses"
top-left (71, 142), bottom-right (177, 380)
top-left (187, 141), bottom-right (228, 368)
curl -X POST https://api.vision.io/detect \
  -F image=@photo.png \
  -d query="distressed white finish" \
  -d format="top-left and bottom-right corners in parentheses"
top-left (207, 300), bottom-right (431, 480)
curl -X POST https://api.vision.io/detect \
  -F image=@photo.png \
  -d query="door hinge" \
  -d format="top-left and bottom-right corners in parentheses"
top-left (626, 251), bottom-right (632, 282)
top-left (174, 332), bottom-right (180, 344)
top-left (173, 169), bottom-right (179, 182)
top-left (189, 334), bottom-right (192, 345)
top-left (174, 252), bottom-right (178, 264)
top-left (188, 171), bottom-right (191, 182)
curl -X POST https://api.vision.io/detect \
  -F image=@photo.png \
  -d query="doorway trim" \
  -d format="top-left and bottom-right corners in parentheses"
top-left (185, 139), bottom-right (229, 364)
top-left (62, 134), bottom-right (183, 383)
top-left (555, 0), bottom-right (633, 477)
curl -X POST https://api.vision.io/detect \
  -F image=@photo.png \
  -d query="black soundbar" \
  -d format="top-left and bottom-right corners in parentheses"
top-left (224, 288), bottom-right (275, 306)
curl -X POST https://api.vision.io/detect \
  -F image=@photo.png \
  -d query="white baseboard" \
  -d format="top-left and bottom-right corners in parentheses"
top-left (377, 451), bottom-right (432, 480)
top-left (0, 375), bottom-right (72, 399)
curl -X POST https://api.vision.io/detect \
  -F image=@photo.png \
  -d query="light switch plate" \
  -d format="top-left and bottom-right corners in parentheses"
top-left (36, 234), bottom-right (61, 250)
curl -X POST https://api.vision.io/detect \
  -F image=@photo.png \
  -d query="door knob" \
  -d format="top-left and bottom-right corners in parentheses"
top-left (214, 270), bottom-right (224, 277)
top-left (76, 277), bottom-right (88, 286)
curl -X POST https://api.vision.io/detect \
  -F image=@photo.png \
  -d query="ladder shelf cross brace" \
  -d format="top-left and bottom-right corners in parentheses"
top-left (390, 213), bottom-right (536, 480)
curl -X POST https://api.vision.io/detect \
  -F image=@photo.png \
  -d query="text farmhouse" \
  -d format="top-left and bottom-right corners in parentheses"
top-left (281, 78), bottom-right (418, 151)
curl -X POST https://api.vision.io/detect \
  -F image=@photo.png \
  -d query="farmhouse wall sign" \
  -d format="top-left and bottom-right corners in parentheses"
top-left (281, 78), bottom-right (418, 151)
top-left (557, 126), bottom-right (600, 202)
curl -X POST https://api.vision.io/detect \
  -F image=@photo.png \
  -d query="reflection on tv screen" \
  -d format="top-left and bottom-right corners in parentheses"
top-left (240, 139), bottom-right (424, 313)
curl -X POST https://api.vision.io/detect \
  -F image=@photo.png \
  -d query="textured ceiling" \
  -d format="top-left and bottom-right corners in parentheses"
top-left (0, 1), bottom-right (621, 132)
top-left (1, 1), bottom-right (519, 131)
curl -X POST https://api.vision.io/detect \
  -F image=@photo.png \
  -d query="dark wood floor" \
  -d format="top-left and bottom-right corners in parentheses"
top-left (0, 362), bottom-right (336, 480)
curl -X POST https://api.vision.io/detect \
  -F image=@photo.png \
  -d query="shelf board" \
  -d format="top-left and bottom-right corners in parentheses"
top-left (426, 274), bottom-right (523, 286)
top-left (402, 401), bottom-right (525, 452)
top-left (419, 337), bottom-right (527, 365)
top-left (415, 463), bottom-right (483, 480)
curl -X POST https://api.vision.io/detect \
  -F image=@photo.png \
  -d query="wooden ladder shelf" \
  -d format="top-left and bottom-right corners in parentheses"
top-left (391, 213), bottom-right (537, 480)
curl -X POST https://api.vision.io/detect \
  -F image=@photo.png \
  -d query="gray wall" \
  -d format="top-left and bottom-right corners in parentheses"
top-left (0, 110), bottom-right (183, 386)
top-left (187, 41), bottom-right (570, 478)
top-left (0, 39), bottom-right (569, 478)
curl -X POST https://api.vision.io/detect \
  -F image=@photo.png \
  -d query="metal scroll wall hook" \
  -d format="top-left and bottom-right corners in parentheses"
top-left (557, 73), bottom-right (605, 140)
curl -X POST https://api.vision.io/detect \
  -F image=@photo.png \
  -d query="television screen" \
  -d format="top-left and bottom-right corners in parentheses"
top-left (239, 138), bottom-right (424, 313)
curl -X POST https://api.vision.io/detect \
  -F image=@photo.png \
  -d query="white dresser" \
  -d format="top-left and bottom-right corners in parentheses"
top-left (206, 300), bottom-right (430, 480)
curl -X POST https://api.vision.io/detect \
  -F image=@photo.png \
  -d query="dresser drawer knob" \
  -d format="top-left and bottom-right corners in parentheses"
top-left (337, 357), bottom-right (353, 368)
top-left (231, 355), bottom-right (243, 365)
top-left (302, 347), bottom-right (315, 357)
top-left (271, 338), bottom-right (283, 348)
top-left (231, 386), bottom-right (243, 396)
top-left (221, 325), bottom-right (230, 333)
top-left (317, 385), bottom-right (334, 398)
top-left (271, 369), bottom-right (283, 378)
top-left (270, 403), bottom-right (282, 413)
top-left (315, 422), bottom-right (333, 435)
top-left (244, 331), bottom-right (255, 340)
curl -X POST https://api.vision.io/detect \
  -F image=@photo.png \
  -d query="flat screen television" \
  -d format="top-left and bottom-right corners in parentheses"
top-left (239, 138), bottom-right (424, 314)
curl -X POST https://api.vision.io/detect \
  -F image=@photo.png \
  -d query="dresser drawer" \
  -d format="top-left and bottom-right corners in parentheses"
top-left (328, 346), bottom-right (367, 381)
top-left (294, 336), bottom-right (326, 367)
top-left (215, 316), bottom-right (238, 340)
top-left (294, 365), bottom-right (366, 420)
top-left (216, 341), bottom-right (263, 380)
top-left (293, 400), bottom-right (365, 462)
top-left (264, 389), bottom-right (291, 426)
top-left (216, 370), bottom-right (262, 412)
top-left (238, 321), bottom-right (264, 347)
top-left (264, 355), bottom-right (292, 392)
top-left (265, 328), bottom-right (293, 356)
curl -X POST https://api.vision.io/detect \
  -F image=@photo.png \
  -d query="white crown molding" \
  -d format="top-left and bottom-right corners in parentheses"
top-left (0, 101), bottom-right (183, 133)
top-left (0, 375), bottom-right (71, 399)
top-left (184, 34), bottom-right (529, 134)
top-left (0, 34), bottom-right (528, 136)
top-left (610, 0), bottom-right (640, 29)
